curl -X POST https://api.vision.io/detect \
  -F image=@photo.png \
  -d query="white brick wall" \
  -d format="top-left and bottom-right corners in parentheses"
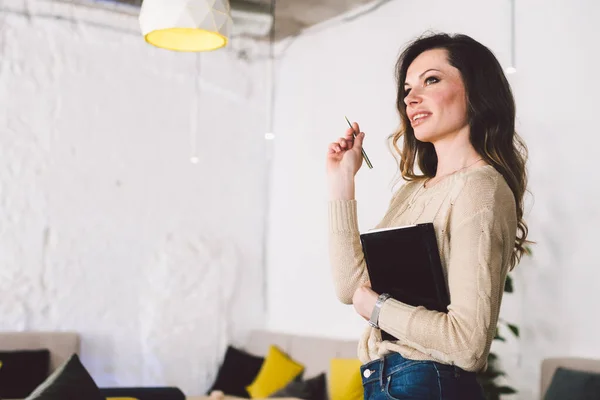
top-left (0, 0), bottom-right (270, 395)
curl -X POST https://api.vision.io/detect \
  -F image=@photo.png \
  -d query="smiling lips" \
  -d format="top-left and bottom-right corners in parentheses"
top-left (409, 111), bottom-right (432, 126)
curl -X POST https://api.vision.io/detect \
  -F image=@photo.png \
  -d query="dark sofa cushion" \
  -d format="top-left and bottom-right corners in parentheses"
top-left (26, 354), bottom-right (105, 400)
top-left (544, 367), bottom-right (600, 400)
top-left (0, 349), bottom-right (50, 398)
top-left (99, 387), bottom-right (185, 400)
top-left (208, 345), bottom-right (265, 397)
top-left (269, 373), bottom-right (327, 400)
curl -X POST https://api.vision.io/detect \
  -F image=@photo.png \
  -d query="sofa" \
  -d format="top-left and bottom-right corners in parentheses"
top-left (0, 330), bottom-right (357, 400)
top-left (0, 331), bottom-right (81, 374)
top-left (0, 332), bottom-right (191, 400)
top-left (4, 330), bottom-right (599, 399)
top-left (188, 329), bottom-right (359, 400)
top-left (540, 357), bottom-right (600, 398)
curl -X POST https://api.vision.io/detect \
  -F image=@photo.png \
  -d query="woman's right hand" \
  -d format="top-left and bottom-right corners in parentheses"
top-left (326, 121), bottom-right (366, 178)
top-left (326, 122), bottom-right (366, 200)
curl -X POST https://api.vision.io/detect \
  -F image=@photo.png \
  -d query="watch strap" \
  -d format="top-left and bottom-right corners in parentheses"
top-left (368, 293), bottom-right (391, 329)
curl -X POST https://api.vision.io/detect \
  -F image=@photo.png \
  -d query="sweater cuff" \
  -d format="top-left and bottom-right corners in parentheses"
top-left (378, 298), bottom-right (417, 340)
top-left (328, 200), bottom-right (359, 233)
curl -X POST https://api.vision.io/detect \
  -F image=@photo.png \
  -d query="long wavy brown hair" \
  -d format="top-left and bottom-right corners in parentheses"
top-left (389, 32), bottom-right (530, 269)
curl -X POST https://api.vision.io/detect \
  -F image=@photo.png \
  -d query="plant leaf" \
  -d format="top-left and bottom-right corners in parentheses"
top-left (498, 386), bottom-right (517, 394)
top-left (494, 328), bottom-right (506, 342)
top-left (507, 323), bottom-right (520, 338)
top-left (504, 275), bottom-right (514, 293)
top-left (479, 369), bottom-right (505, 379)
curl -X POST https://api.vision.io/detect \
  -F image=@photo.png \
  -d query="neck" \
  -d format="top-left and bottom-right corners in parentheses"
top-left (432, 129), bottom-right (482, 177)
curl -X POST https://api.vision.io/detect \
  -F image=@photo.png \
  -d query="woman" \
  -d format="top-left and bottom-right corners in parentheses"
top-left (326, 32), bottom-right (529, 399)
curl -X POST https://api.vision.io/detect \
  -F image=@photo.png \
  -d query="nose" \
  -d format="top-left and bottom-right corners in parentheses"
top-left (403, 88), bottom-right (422, 107)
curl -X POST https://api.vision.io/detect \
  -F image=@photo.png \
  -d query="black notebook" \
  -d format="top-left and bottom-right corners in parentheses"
top-left (359, 222), bottom-right (450, 341)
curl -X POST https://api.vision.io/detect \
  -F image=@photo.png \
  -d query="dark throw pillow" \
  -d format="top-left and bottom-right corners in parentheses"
top-left (544, 367), bottom-right (600, 400)
top-left (269, 373), bottom-right (327, 400)
top-left (0, 349), bottom-right (50, 398)
top-left (208, 345), bottom-right (265, 398)
top-left (25, 354), bottom-right (105, 400)
top-left (99, 387), bottom-right (186, 400)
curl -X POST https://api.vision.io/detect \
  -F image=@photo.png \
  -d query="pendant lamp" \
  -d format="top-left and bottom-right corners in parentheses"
top-left (139, 0), bottom-right (233, 52)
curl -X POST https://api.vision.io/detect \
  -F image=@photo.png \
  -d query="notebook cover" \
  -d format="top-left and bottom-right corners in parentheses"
top-left (359, 223), bottom-right (450, 341)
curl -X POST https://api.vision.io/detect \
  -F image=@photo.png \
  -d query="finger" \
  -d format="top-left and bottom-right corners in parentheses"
top-left (328, 143), bottom-right (340, 153)
top-left (345, 127), bottom-right (356, 139)
top-left (338, 137), bottom-right (350, 149)
top-left (354, 131), bottom-right (365, 149)
top-left (352, 122), bottom-right (360, 134)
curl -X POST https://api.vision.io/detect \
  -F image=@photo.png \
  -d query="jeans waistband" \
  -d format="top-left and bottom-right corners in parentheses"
top-left (359, 352), bottom-right (475, 386)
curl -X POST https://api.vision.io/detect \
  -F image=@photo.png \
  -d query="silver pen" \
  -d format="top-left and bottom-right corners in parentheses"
top-left (345, 116), bottom-right (373, 169)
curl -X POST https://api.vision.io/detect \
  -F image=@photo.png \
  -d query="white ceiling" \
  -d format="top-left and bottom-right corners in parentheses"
top-left (269, 0), bottom-right (374, 40)
top-left (66, 0), bottom-right (376, 41)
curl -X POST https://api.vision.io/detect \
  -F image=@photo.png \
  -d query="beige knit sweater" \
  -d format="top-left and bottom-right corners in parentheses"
top-left (328, 165), bottom-right (517, 372)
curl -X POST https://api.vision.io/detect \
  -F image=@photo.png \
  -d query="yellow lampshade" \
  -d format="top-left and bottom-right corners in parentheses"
top-left (139, 0), bottom-right (233, 52)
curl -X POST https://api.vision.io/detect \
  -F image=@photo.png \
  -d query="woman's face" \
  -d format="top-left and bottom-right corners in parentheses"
top-left (403, 48), bottom-right (469, 143)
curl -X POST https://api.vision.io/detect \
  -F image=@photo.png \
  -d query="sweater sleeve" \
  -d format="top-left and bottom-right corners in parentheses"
top-left (328, 186), bottom-right (408, 304)
top-left (377, 179), bottom-right (517, 371)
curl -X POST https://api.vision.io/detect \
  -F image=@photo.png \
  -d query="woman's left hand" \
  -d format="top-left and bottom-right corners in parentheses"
top-left (352, 283), bottom-right (379, 320)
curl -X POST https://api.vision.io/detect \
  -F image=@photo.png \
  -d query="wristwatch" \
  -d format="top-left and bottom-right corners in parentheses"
top-left (368, 293), bottom-right (391, 329)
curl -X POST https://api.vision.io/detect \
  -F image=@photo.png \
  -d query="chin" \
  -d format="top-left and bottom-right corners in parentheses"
top-left (414, 129), bottom-right (437, 143)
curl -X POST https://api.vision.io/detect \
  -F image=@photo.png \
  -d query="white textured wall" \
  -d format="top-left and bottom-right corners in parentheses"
top-left (0, 0), bottom-right (269, 395)
top-left (266, 0), bottom-right (600, 399)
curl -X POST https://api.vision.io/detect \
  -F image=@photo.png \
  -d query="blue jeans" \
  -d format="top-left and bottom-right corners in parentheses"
top-left (361, 352), bottom-right (485, 400)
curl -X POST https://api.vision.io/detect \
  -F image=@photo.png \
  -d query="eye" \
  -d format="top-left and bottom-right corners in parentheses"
top-left (404, 76), bottom-right (439, 98)
top-left (425, 76), bottom-right (440, 85)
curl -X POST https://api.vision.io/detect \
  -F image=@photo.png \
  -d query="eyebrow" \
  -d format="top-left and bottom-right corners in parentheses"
top-left (404, 69), bottom-right (442, 87)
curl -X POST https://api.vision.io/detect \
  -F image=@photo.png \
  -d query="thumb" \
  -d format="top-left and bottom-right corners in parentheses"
top-left (353, 132), bottom-right (365, 150)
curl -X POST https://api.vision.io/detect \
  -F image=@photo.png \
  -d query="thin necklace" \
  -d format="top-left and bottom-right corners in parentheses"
top-left (424, 158), bottom-right (483, 189)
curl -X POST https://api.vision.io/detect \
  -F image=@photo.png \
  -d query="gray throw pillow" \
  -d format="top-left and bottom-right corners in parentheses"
top-left (269, 373), bottom-right (326, 400)
top-left (25, 354), bottom-right (105, 400)
top-left (544, 367), bottom-right (600, 400)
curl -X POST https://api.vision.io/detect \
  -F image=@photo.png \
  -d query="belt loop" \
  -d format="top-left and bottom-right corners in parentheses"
top-left (453, 365), bottom-right (460, 378)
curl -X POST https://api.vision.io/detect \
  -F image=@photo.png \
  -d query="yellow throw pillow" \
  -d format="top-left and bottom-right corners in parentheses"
top-left (246, 345), bottom-right (304, 398)
top-left (106, 398), bottom-right (138, 400)
top-left (329, 358), bottom-right (363, 400)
